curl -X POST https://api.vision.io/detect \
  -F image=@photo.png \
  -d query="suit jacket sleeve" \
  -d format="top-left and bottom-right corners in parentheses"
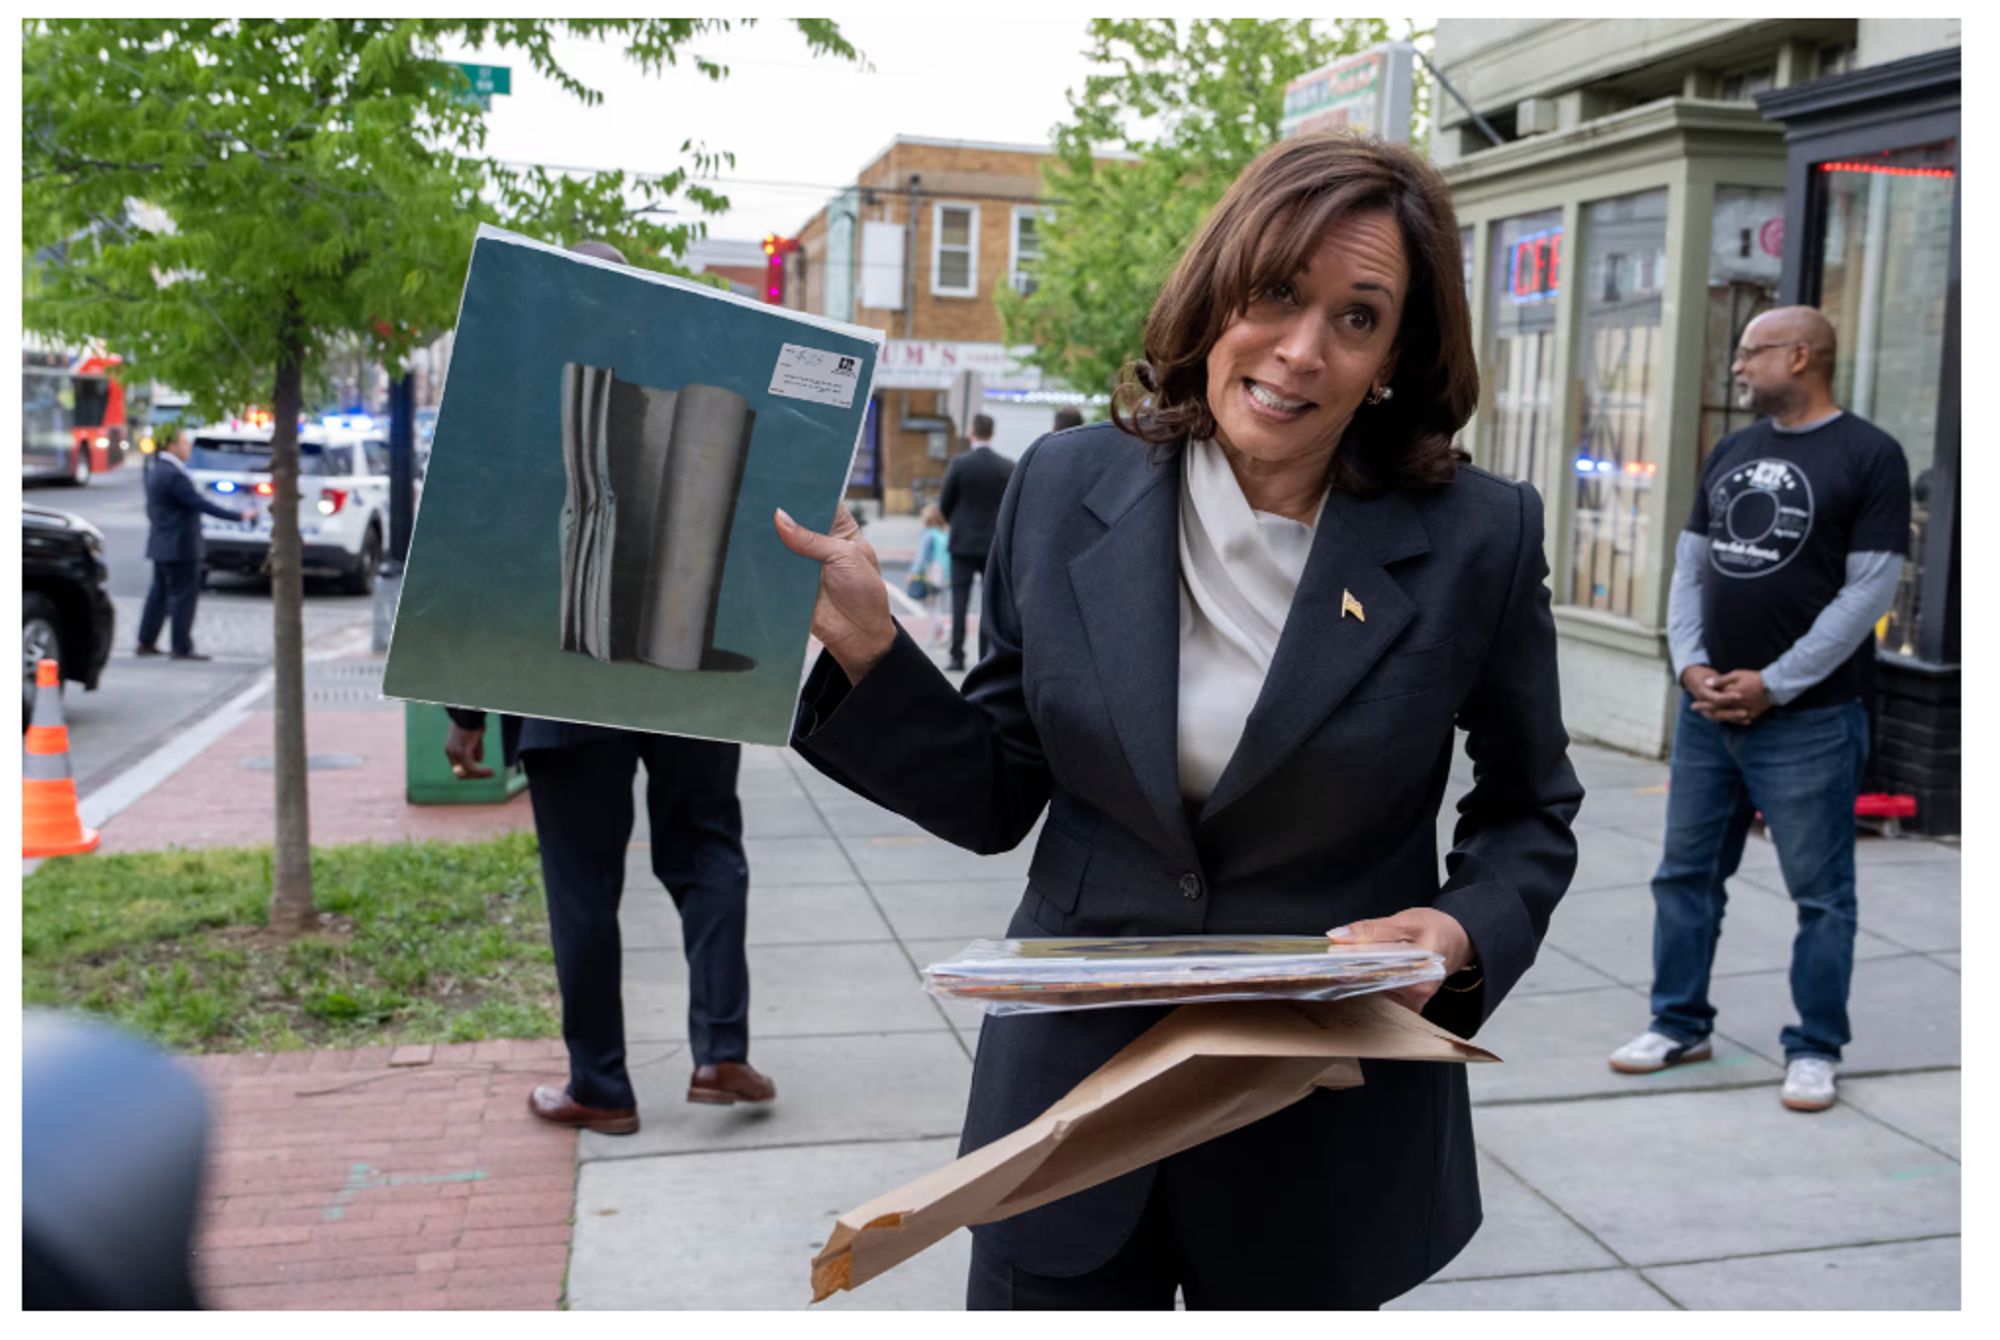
top-left (938, 455), bottom-right (962, 522)
top-left (1426, 481), bottom-right (1584, 1037)
top-left (445, 707), bottom-right (486, 732)
top-left (170, 467), bottom-right (243, 522)
top-left (792, 444), bottom-right (1052, 854)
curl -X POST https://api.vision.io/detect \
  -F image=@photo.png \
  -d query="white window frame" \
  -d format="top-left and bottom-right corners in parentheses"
top-left (930, 201), bottom-right (979, 298)
top-left (1009, 205), bottom-right (1048, 296)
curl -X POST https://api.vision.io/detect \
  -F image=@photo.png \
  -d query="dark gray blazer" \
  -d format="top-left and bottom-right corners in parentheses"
top-left (793, 421), bottom-right (1582, 1299)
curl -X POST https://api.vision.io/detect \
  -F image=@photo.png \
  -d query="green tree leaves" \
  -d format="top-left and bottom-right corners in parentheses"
top-left (1000, 18), bottom-right (1428, 399)
top-left (21, 18), bottom-right (862, 412)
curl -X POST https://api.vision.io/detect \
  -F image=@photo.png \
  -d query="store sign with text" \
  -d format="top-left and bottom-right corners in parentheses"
top-left (875, 341), bottom-right (1041, 390)
top-left (1508, 227), bottom-right (1563, 304)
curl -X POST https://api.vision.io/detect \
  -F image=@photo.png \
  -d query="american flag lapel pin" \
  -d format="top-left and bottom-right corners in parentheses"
top-left (1341, 589), bottom-right (1366, 622)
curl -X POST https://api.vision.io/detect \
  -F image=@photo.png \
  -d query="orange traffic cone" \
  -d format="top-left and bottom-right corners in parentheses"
top-left (23, 658), bottom-right (99, 858)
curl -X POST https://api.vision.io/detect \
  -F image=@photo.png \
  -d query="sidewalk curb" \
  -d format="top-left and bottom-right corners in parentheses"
top-left (77, 625), bottom-right (377, 832)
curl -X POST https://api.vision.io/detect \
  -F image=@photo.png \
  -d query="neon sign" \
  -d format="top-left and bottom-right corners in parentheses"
top-left (1508, 227), bottom-right (1563, 304)
top-left (1819, 160), bottom-right (1954, 180)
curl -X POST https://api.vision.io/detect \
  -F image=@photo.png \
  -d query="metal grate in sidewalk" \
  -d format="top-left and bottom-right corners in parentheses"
top-left (305, 659), bottom-right (387, 705)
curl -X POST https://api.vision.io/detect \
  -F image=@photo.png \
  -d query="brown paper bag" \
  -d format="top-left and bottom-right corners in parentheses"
top-left (810, 993), bottom-right (1497, 1302)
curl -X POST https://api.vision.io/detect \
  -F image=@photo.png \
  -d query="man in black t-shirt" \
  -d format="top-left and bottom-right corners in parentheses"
top-left (1609, 307), bottom-right (1910, 1115)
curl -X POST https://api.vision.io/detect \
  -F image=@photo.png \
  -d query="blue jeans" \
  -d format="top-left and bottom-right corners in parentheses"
top-left (1649, 696), bottom-right (1869, 1062)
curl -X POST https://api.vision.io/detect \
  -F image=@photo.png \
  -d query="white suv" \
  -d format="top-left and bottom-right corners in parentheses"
top-left (188, 425), bottom-right (392, 594)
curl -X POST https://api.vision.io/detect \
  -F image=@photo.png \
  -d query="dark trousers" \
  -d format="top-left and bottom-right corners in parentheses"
top-left (966, 1172), bottom-right (1385, 1309)
top-left (137, 559), bottom-right (201, 655)
top-left (948, 553), bottom-right (990, 665)
top-left (1650, 697), bottom-right (1870, 1061)
top-left (521, 734), bottom-right (750, 1110)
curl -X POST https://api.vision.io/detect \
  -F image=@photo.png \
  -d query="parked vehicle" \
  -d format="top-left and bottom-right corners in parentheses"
top-left (21, 351), bottom-right (135, 486)
top-left (22, 504), bottom-right (114, 727)
top-left (188, 422), bottom-right (392, 594)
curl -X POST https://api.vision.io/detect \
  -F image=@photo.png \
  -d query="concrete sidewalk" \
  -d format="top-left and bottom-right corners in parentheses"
top-left (565, 636), bottom-right (1961, 1311)
top-left (64, 619), bottom-right (1957, 1309)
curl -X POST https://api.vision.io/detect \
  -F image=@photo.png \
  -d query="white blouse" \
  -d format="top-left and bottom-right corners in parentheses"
top-left (1176, 438), bottom-right (1324, 803)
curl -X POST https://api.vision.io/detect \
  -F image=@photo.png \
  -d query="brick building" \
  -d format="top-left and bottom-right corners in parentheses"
top-left (785, 135), bottom-right (1133, 516)
top-left (683, 236), bottom-right (771, 299)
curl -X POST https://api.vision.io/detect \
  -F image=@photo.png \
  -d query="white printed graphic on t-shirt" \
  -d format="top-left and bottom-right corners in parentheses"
top-left (1707, 457), bottom-right (1816, 579)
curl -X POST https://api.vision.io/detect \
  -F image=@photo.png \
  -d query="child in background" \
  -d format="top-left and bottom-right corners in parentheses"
top-left (912, 504), bottom-right (952, 645)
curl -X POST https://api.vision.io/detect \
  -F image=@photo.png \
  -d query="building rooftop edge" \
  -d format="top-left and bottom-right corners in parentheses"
top-left (1441, 95), bottom-right (1780, 187)
top-left (787, 133), bottom-right (1140, 236)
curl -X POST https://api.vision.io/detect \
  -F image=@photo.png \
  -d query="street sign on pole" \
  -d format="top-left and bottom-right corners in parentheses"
top-left (1281, 43), bottom-right (1416, 144)
top-left (450, 63), bottom-right (511, 112)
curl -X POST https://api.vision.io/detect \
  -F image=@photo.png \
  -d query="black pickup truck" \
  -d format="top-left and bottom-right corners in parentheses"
top-left (22, 504), bottom-right (115, 726)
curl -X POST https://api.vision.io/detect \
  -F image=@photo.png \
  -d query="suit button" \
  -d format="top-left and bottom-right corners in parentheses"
top-left (1180, 873), bottom-right (1202, 900)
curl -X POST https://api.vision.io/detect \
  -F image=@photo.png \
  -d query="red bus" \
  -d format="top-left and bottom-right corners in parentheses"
top-left (21, 350), bottom-right (135, 486)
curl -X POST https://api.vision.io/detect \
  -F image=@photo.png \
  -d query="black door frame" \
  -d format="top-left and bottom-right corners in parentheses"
top-left (1760, 47), bottom-right (1960, 665)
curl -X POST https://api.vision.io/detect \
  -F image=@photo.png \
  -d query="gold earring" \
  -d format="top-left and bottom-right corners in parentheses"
top-left (1366, 384), bottom-right (1394, 406)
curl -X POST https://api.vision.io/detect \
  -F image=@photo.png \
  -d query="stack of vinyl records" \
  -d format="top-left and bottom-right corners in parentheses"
top-left (922, 936), bottom-right (1445, 1015)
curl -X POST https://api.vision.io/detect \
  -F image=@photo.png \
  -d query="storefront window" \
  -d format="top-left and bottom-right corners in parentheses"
top-left (1698, 187), bottom-right (1787, 465)
top-left (1567, 189), bottom-right (1668, 619)
top-left (1482, 208), bottom-right (1562, 485)
top-left (1816, 140), bottom-right (1955, 656)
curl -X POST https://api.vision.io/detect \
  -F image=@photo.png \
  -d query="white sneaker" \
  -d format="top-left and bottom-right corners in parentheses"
top-left (1781, 1056), bottom-right (1838, 1112)
top-left (1608, 1030), bottom-right (1714, 1074)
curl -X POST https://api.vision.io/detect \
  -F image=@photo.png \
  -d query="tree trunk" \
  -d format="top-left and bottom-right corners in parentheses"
top-left (267, 332), bottom-right (316, 933)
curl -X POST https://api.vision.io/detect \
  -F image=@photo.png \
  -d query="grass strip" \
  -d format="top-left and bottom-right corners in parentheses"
top-left (23, 832), bottom-right (560, 1053)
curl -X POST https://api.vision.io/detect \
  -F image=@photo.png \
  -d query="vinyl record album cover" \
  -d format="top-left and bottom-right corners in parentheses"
top-left (384, 226), bottom-right (882, 745)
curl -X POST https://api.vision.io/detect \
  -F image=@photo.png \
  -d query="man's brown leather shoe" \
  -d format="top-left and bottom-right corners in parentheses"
top-left (687, 1060), bottom-right (776, 1105)
top-left (527, 1084), bottom-right (639, 1135)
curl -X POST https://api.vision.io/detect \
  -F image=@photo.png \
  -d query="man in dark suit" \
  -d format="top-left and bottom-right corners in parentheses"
top-left (442, 710), bottom-right (770, 1133)
top-left (438, 238), bottom-right (773, 1137)
top-left (937, 412), bottom-right (1014, 671)
top-left (136, 428), bottom-right (253, 660)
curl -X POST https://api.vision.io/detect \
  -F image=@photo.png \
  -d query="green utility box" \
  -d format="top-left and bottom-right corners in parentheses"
top-left (404, 702), bottom-right (528, 805)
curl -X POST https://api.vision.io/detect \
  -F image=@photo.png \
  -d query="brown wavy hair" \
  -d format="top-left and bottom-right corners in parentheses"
top-left (1112, 133), bottom-right (1477, 496)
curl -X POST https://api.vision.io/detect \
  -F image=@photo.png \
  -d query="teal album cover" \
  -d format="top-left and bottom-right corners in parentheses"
top-left (383, 225), bottom-right (882, 746)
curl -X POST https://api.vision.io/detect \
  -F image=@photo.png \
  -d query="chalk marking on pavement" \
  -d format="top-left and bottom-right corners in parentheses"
top-left (324, 1161), bottom-right (488, 1220)
top-left (77, 624), bottom-right (376, 830)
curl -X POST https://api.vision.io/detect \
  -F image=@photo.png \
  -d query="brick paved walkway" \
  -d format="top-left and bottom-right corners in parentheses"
top-left (183, 1039), bottom-right (576, 1310)
top-left (100, 703), bottom-right (533, 854)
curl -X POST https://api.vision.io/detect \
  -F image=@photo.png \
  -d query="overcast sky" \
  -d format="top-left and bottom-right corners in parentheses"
top-left (441, 18), bottom-right (1115, 244)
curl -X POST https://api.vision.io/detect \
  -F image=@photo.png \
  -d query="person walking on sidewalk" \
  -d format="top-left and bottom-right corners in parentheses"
top-left (443, 711), bottom-right (772, 1132)
top-left (938, 413), bottom-right (1013, 672)
top-left (1609, 306), bottom-right (1911, 1115)
top-left (136, 428), bottom-right (254, 661)
top-left (440, 238), bottom-right (775, 1138)
top-left (912, 503), bottom-right (953, 645)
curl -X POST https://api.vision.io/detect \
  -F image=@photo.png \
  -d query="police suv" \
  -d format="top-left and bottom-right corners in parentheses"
top-left (188, 420), bottom-right (391, 594)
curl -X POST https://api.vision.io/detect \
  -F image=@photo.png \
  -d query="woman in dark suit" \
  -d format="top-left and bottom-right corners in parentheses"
top-left (775, 134), bottom-right (1583, 1310)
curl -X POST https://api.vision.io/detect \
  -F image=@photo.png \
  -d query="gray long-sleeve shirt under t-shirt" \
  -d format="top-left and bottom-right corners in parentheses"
top-left (1668, 410), bottom-right (1906, 706)
top-left (1667, 537), bottom-right (1901, 704)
